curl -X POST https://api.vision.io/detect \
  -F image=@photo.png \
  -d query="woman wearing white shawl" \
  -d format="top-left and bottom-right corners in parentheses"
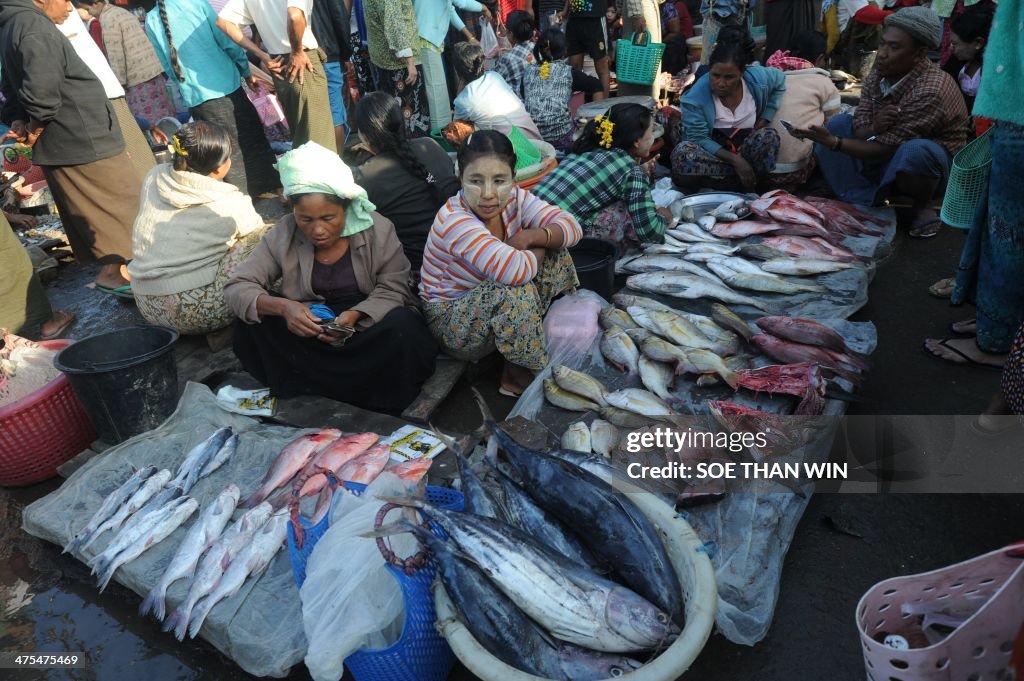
top-left (225, 142), bottom-right (438, 414)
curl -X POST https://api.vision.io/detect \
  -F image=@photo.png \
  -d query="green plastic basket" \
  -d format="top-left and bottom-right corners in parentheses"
top-left (940, 129), bottom-right (992, 230)
top-left (616, 31), bottom-right (666, 85)
top-left (506, 126), bottom-right (542, 172)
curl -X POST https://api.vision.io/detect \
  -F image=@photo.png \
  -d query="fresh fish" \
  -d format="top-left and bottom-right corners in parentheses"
top-left (65, 466), bottom-right (157, 555)
top-left (694, 354), bottom-right (751, 387)
top-left (625, 305), bottom-right (668, 337)
top-left (624, 254), bottom-right (715, 278)
top-left (475, 395), bottom-right (686, 628)
top-left (662, 233), bottom-right (691, 250)
top-left (646, 309), bottom-right (738, 355)
top-left (675, 203), bottom-right (697, 222)
top-left (760, 258), bottom-right (860, 276)
top-left (164, 503), bottom-right (272, 640)
top-left (735, 362), bottom-right (827, 416)
top-left (737, 243), bottom-right (790, 261)
top-left (384, 457), bottom-right (433, 483)
top-left (709, 198), bottom-right (748, 219)
top-left (384, 496), bottom-right (679, 652)
top-left (560, 421), bottom-right (592, 453)
top-left (644, 244), bottom-right (689, 255)
top-left (185, 512), bottom-right (288, 639)
top-left (96, 497), bottom-right (199, 593)
top-left (804, 196), bottom-right (887, 231)
top-left (336, 443), bottom-right (391, 484)
top-left (668, 223), bottom-right (729, 244)
top-left (605, 388), bottom-right (677, 419)
top-left (627, 272), bottom-right (776, 312)
top-left (750, 334), bottom-right (864, 384)
top-left (79, 469), bottom-right (173, 554)
top-left (140, 485), bottom-right (240, 620)
top-left (598, 307), bottom-right (638, 331)
top-left (675, 348), bottom-right (741, 389)
top-left (285, 432), bottom-right (380, 500)
top-left (756, 316), bottom-right (851, 354)
top-left (639, 336), bottom-right (690, 367)
top-left (697, 215), bottom-right (716, 231)
top-left (552, 365), bottom-right (608, 406)
top-left (612, 293), bottom-right (676, 315)
top-left (760, 235), bottom-right (860, 262)
top-left (677, 312), bottom-right (731, 340)
top-left (309, 485), bottom-right (334, 526)
top-left (715, 269), bottom-right (828, 295)
top-left (599, 405), bottom-right (652, 428)
top-left (682, 242), bottom-right (737, 257)
top-left (803, 198), bottom-right (884, 236)
top-left (759, 190), bottom-right (826, 220)
top-left (599, 328), bottom-right (640, 374)
top-left (706, 255), bottom-right (773, 277)
top-left (624, 327), bottom-right (655, 345)
top-left (414, 523), bottom-right (644, 681)
top-left (710, 303), bottom-right (753, 342)
top-left (750, 196), bottom-right (826, 231)
top-left (709, 220), bottom-right (784, 239)
top-left (168, 427), bottom-right (233, 494)
top-left (199, 432), bottom-right (238, 480)
top-left (638, 356), bottom-right (675, 403)
top-left (589, 420), bottom-right (619, 457)
top-left (493, 472), bottom-right (595, 567)
top-left (809, 236), bottom-right (871, 261)
top-left (239, 429), bottom-right (342, 508)
top-left (449, 433), bottom-right (504, 520)
top-left (544, 379), bottom-right (601, 412)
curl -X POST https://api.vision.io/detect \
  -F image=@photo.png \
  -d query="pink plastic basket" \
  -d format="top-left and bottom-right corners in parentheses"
top-left (857, 543), bottom-right (1024, 681)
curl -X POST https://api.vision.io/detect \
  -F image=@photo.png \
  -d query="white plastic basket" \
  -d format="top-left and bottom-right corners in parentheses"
top-left (857, 543), bottom-right (1024, 681)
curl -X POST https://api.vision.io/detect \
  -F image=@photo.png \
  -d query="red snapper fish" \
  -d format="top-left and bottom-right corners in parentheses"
top-left (756, 316), bottom-right (851, 354)
top-left (804, 196), bottom-right (888, 228)
top-left (384, 457), bottom-right (434, 483)
top-left (240, 429), bottom-right (342, 508)
top-left (760, 190), bottom-right (827, 221)
top-left (269, 432), bottom-right (381, 509)
top-left (709, 220), bottom-right (786, 239)
top-left (750, 196), bottom-right (827, 231)
top-left (338, 443), bottom-right (392, 484)
top-left (759, 236), bottom-right (861, 262)
top-left (750, 334), bottom-right (865, 385)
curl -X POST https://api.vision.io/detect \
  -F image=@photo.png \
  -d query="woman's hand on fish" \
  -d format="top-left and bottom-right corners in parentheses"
top-left (280, 300), bottom-right (326, 338)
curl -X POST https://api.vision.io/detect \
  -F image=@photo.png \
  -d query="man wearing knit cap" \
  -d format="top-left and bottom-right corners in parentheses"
top-left (796, 5), bottom-right (970, 238)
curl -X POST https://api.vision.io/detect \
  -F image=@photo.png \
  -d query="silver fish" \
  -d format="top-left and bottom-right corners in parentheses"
top-left (140, 485), bottom-right (240, 621)
top-left (668, 223), bottom-right (729, 244)
top-left (662, 233), bottom-right (691, 250)
top-left (706, 255), bottom-right (773, 277)
top-left (79, 469), bottom-right (173, 554)
top-left (544, 379), bottom-right (601, 412)
top-left (624, 327), bottom-right (655, 345)
top-left (589, 420), bottom-right (620, 457)
top-left (683, 242), bottom-right (737, 256)
top-left (605, 388), bottom-right (677, 419)
top-left (627, 272), bottom-right (776, 312)
top-left (709, 198), bottom-right (747, 219)
top-left (625, 255), bottom-right (726, 285)
top-left (164, 503), bottom-right (273, 640)
top-left (639, 336), bottom-right (690, 366)
top-left (644, 243), bottom-right (689, 255)
top-left (185, 511), bottom-right (288, 639)
top-left (199, 432), bottom-right (238, 479)
top-left (612, 293), bottom-right (676, 314)
top-left (698, 215), bottom-right (716, 231)
top-left (599, 328), bottom-right (640, 374)
top-left (96, 497), bottom-right (199, 593)
top-left (625, 305), bottom-right (667, 337)
top-left (644, 310), bottom-right (730, 354)
top-left (64, 466), bottom-right (157, 555)
top-left (598, 307), bottom-right (638, 331)
top-left (716, 270), bottom-right (827, 295)
top-left (695, 354), bottom-right (752, 387)
top-left (638, 356), bottom-right (675, 403)
top-left (552, 365), bottom-right (608, 406)
top-left (169, 427), bottom-right (233, 493)
top-left (760, 258), bottom-right (861, 276)
top-left (561, 422), bottom-right (592, 453)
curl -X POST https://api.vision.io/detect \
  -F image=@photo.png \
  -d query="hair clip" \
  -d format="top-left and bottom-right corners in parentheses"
top-left (171, 135), bottom-right (189, 158)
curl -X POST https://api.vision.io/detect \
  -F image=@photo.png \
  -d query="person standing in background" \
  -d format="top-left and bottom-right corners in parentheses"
top-left (363, 0), bottom-right (431, 137)
top-left (147, 0), bottom-right (281, 196)
top-left (217, 0), bottom-right (338, 152)
top-left (617, 0), bottom-right (662, 98)
top-left (539, 0), bottom-right (563, 31)
top-left (699, 0), bottom-right (750, 65)
top-left (56, 0), bottom-right (156, 184)
top-left (77, 0), bottom-right (178, 127)
top-left (764, 0), bottom-right (815, 57)
top-left (559, 0), bottom-right (611, 99)
top-left (310, 0), bottom-right (352, 152)
top-left (414, 0), bottom-right (491, 133)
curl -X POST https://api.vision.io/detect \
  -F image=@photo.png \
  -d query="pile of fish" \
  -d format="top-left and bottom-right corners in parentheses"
top-left (751, 316), bottom-right (869, 387)
top-left (389, 397), bottom-right (688, 681)
top-left (64, 427), bottom-right (240, 591)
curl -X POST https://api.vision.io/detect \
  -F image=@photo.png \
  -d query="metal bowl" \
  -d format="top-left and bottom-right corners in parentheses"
top-left (670, 191), bottom-right (754, 222)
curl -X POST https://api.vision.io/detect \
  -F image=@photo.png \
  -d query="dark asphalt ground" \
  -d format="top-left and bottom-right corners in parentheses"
top-left (2, 223), bottom-right (1021, 681)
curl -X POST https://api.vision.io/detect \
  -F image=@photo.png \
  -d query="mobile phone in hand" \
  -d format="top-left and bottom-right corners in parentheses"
top-left (780, 119), bottom-right (796, 134)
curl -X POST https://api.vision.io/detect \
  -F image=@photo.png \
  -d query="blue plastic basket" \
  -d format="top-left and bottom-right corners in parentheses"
top-left (286, 481), bottom-right (464, 681)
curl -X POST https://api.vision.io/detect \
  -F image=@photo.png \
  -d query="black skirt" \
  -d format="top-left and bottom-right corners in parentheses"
top-left (233, 306), bottom-right (438, 415)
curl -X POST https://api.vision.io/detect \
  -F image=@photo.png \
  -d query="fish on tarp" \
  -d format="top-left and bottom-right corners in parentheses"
top-left (599, 328), bottom-right (640, 375)
top-left (239, 429), bottom-right (342, 508)
top-left (677, 348), bottom-right (741, 389)
top-left (750, 334), bottom-right (865, 384)
top-left (639, 356), bottom-right (675, 403)
top-left (759, 258), bottom-right (861, 276)
top-left (706, 255), bottom-right (774, 277)
top-left (474, 394), bottom-right (687, 629)
top-left (409, 520), bottom-right (643, 680)
top-left (759, 235), bottom-right (862, 262)
top-left (737, 243), bottom-right (790, 261)
top-left (544, 378), bottom-right (602, 412)
top-left (709, 197), bottom-right (748, 220)
top-left (712, 268), bottom-right (828, 295)
top-left (552, 365), bottom-right (609, 406)
top-left (605, 388), bottom-right (677, 420)
top-left (710, 303), bottom-right (753, 342)
top-left (79, 469), bottom-right (173, 554)
top-left (709, 220), bottom-right (785, 239)
top-left (378, 496), bottom-right (678, 653)
top-left (759, 190), bottom-right (827, 221)
top-left (598, 307), bottom-right (638, 331)
top-left (65, 466), bottom-right (157, 556)
top-left (622, 254), bottom-right (724, 284)
top-left (95, 497), bottom-right (199, 593)
top-left (168, 427), bottom-right (234, 494)
top-left (697, 215), bottom-right (716, 230)
top-left (735, 362), bottom-right (827, 415)
top-left (184, 511), bottom-right (288, 639)
top-left (611, 293), bottom-right (676, 315)
top-left (164, 503), bottom-right (273, 640)
top-left (756, 316), bottom-right (858, 356)
top-left (695, 354), bottom-right (752, 387)
top-left (271, 432), bottom-right (381, 506)
top-left (589, 419), bottom-right (619, 457)
top-left (668, 223), bottom-right (730, 244)
top-left (140, 485), bottom-right (240, 621)
top-left (337, 443), bottom-right (391, 484)
top-left (561, 421), bottom-right (592, 453)
top-left (198, 432), bottom-right (239, 481)
top-left (644, 308), bottom-right (739, 356)
top-left (599, 405), bottom-right (653, 428)
top-left (384, 456), bottom-right (433, 483)
top-left (627, 271), bottom-right (776, 312)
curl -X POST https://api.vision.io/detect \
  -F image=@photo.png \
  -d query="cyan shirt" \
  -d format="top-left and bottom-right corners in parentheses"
top-left (144, 0), bottom-right (250, 109)
top-left (413, 0), bottom-right (485, 48)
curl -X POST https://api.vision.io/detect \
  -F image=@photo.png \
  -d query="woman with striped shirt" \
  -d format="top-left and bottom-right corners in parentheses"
top-left (419, 130), bottom-right (582, 397)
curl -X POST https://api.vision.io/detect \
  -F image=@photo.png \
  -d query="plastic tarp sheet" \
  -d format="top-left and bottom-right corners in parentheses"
top-left (22, 382), bottom-right (310, 678)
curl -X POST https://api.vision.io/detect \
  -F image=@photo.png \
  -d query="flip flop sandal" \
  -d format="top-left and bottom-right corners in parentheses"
top-left (497, 385), bottom-right (523, 398)
top-left (95, 283), bottom-right (135, 299)
top-left (38, 312), bottom-right (76, 341)
top-left (909, 217), bottom-right (942, 239)
top-left (922, 338), bottom-right (1003, 371)
top-left (928, 277), bottom-right (954, 299)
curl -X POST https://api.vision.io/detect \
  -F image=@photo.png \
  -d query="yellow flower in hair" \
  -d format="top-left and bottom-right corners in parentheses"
top-left (594, 114), bottom-right (614, 149)
top-left (171, 135), bottom-right (189, 158)
top-left (539, 61), bottom-right (551, 80)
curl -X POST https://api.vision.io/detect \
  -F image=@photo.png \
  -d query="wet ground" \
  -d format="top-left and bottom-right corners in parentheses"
top-left (2, 221), bottom-right (1022, 681)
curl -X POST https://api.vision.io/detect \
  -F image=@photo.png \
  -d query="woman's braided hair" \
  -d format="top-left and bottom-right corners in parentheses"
top-left (158, 0), bottom-right (185, 82)
top-left (354, 92), bottom-right (439, 203)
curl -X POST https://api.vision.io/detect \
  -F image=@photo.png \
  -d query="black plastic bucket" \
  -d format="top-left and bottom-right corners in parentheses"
top-left (568, 238), bottom-right (617, 301)
top-left (53, 325), bottom-right (180, 444)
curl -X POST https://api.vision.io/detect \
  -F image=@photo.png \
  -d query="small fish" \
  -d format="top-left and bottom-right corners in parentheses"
top-left (337, 443), bottom-right (391, 484)
top-left (677, 348), bottom-right (741, 389)
top-left (710, 303), bottom-right (754, 342)
top-left (638, 356), bottom-right (675, 403)
top-left (694, 354), bottom-right (751, 388)
top-left (589, 420), bottom-right (620, 457)
top-left (624, 327), bottom-right (655, 345)
top-left (544, 379), bottom-right (601, 412)
top-left (706, 255), bottom-right (773, 277)
top-left (697, 215), bottom-right (716, 231)
top-left (168, 427), bottom-right (233, 494)
top-left (760, 258), bottom-right (860, 276)
top-left (710, 198), bottom-right (748, 219)
top-left (605, 388), bottom-right (677, 419)
top-left (65, 466), bottom-right (157, 555)
top-left (79, 469), bottom-right (173, 554)
top-left (644, 244), bottom-right (689, 255)
top-left (552, 365), bottom-right (609, 406)
top-left (561, 422), bottom-right (592, 453)
top-left (639, 336), bottom-right (690, 367)
top-left (198, 432), bottom-right (238, 480)
top-left (599, 328), bottom-right (640, 374)
top-left (598, 307), bottom-right (638, 331)
top-left (239, 429), bottom-right (342, 508)
top-left (599, 405), bottom-right (653, 428)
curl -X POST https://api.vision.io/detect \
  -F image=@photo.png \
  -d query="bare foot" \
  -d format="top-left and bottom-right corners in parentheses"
top-left (500, 361), bottom-right (536, 396)
top-left (94, 263), bottom-right (130, 290)
top-left (923, 337), bottom-right (1006, 368)
top-left (39, 310), bottom-right (75, 340)
top-left (951, 318), bottom-right (976, 334)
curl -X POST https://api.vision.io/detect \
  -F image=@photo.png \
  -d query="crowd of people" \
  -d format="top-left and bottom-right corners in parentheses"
top-left (1, 0), bottom-right (1021, 421)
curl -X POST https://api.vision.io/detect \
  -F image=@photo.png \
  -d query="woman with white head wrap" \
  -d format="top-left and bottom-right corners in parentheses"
top-left (224, 142), bottom-right (439, 414)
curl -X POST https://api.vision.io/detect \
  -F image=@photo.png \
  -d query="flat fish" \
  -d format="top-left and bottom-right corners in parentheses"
top-left (561, 421), bottom-right (592, 453)
top-left (589, 420), bottom-right (620, 457)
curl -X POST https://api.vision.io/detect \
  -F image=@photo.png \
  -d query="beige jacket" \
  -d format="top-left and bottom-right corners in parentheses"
top-left (224, 212), bottom-right (415, 330)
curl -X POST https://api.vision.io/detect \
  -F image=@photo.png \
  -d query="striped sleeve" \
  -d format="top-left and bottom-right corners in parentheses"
top-left (517, 189), bottom-right (584, 247)
top-left (442, 210), bottom-right (539, 286)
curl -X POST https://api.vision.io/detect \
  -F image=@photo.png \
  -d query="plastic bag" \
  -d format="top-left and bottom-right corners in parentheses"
top-left (651, 176), bottom-right (685, 209)
top-left (480, 20), bottom-right (500, 58)
top-left (247, 83), bottom-right (288, 129)
top-left (301, 473), bottom-right (422, 681)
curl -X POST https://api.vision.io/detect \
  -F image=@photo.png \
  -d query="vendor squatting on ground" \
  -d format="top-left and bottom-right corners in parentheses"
top-left (1, 0), bottom-right (1023, 422)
